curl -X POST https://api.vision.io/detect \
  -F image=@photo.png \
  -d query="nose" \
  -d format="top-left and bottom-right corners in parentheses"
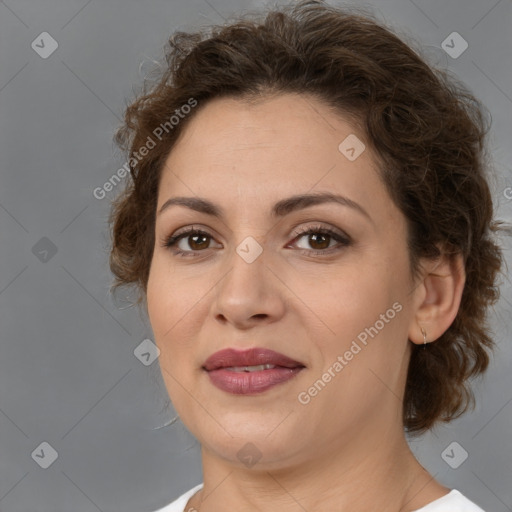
top-left (211, 243), bottom-right (286, 330)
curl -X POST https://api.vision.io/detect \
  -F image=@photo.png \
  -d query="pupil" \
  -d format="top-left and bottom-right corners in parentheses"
top-left (190, 234), bottom-right (208, 250)
top-left (310, 233), bottom-right (329, 249)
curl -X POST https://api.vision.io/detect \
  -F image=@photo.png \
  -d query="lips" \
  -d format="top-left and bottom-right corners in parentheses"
top-left (202, 347), bottom-right (305, 395)
top-left (202, 347), bottom-right (305, 371)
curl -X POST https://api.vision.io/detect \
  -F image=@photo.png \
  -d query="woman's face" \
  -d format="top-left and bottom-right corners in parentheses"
top-left (147, 93), bottom-right (421, 468)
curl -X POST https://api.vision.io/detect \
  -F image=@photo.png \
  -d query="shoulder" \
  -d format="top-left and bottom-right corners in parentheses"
top-left (413, 489), bottom-right (486, 512)
top-left (151, 483), bottom-right (204, 512)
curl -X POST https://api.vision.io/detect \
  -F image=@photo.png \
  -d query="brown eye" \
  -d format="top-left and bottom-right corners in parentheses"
top-left (291, 226), bottom-right (351, 255)
top-left (305, 233), bottom-right (332, 250)
top-left (187, 233), bottom-right (210, 250)
top-left (162, 228), bottom-right (221, 256)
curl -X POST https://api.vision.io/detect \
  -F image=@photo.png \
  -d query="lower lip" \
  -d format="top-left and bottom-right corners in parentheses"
top-left (205, 367), bottom-right (304, 394)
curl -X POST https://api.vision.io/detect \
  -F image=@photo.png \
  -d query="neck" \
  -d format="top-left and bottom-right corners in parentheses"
top-left (186, 422), bottom-right (448, 512)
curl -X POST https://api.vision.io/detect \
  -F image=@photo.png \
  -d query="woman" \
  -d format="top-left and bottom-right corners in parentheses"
top-left (108, 1), bottom-right (504, 510)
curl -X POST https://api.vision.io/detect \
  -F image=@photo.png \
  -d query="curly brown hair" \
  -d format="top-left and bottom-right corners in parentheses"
top-left (108, 0), bottom-right (505, 433)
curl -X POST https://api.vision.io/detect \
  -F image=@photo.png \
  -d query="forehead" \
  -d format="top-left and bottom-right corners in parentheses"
top-left (157, 93), bottom-right (391, 220)
top-left (167, 93), bottom-right (363, 156)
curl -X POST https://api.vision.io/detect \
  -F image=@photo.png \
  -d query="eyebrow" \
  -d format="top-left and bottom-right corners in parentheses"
top-left (158, 192), bottom-right (373, 224)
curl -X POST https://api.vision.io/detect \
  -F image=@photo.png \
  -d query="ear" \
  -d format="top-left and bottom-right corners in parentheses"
top-left (408, 250), bottom-right (466, 345)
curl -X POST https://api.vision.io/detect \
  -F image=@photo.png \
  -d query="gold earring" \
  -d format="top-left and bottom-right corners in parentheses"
top-left (421, 327), bottom-right (427, 349)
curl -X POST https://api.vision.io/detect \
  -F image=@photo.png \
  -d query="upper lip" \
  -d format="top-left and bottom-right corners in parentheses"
top-left (202, 347), bottom-right (305, 371)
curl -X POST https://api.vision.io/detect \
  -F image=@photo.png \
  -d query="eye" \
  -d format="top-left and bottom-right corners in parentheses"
top-left (161, 227), bottom-right (221, 257)
top-left (288, 224), bottom-right (351, 256)
top-left (160, 224), bottom-right (351, 258)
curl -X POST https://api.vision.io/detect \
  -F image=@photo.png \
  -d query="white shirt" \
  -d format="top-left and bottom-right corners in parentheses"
top-left (153, 483), bottom-right (486, 511)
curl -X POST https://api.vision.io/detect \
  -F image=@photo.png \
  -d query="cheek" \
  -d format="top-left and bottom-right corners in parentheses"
top-left (147, 263), bottom-right (185, 368)
top-left (146, 268), bottom-right (202, 408)
top-left (293, 260), bottom-right (397, 336)
top-left (293, 252), bottom-right (411, 380)
top-left (146, 258), bottom-right (210, 371)
top-left (147, 258), bottom-right (196, 334)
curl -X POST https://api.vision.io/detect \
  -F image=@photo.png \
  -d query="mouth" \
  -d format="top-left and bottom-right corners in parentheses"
top-left (202, 347), bottom-right (305, 371)
top-left (223, 363), bottom-right (281, 372)
top-left (202, 347), bottom-right (305, 395)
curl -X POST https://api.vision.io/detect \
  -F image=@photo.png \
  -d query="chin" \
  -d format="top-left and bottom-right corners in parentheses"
top-left (205, 434), bottom-right (304, 470)
top-left (190, 413), bottom-right (305, 464)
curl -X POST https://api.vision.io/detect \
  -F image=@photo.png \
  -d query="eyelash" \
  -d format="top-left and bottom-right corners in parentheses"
top-left (161, 224), bottom-right (351, 259)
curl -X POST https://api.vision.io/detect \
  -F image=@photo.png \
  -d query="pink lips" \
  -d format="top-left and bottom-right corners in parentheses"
top-left (202, 347), bottom-right (305, 395)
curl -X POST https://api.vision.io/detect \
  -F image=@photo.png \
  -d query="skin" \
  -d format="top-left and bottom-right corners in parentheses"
top-left (146, 93), bottom-right (465, 511)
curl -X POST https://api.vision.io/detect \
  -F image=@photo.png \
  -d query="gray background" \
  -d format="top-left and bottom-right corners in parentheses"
top-left (0, 0), bottom-right (511, 510)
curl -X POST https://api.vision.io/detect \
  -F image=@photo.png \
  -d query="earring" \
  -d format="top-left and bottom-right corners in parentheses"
top-left (421, 327), bottom-right (427, 349)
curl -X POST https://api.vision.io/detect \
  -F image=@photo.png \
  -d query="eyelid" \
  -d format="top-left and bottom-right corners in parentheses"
top-left (167, 220), bottom-right (348, 240)
top-left (289, 223), bottom-right (350, 241)
top-left (160, 225), bottom-right (222, 252)
top-left (170, 224), bottom-right (218, 240)
top-left (287, 224), bottom-right (352, 254)
top-left (161, 221), bottom-right (352, 258)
